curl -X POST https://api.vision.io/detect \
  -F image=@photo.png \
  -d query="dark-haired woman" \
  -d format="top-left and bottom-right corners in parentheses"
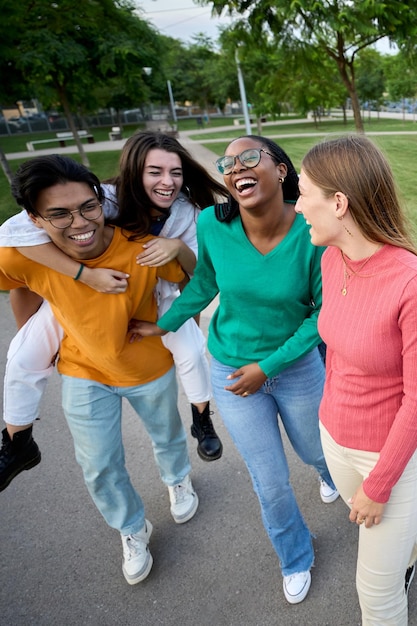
top-left (0, 131), bottom-right (226, 493)
top-left (128, 135), bottom-right (338, 605)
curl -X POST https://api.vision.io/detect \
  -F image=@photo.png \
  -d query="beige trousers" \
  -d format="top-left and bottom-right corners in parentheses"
top-left (320, 423), bottom-right (417, 626)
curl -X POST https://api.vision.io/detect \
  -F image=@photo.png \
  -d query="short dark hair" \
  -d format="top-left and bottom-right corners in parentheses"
top-left (11, 154), bottom-right (103, 216)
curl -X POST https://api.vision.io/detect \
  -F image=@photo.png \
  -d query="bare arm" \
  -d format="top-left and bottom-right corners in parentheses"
top-left (136, 238), bottom-right (196, 276)
top-left (10, 287), bottom-right (43, 329)
top-left (17, 243), bottom-right (129, 294)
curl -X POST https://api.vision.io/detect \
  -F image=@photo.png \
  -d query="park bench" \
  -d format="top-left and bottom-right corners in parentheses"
top-left (145, 120), bottom-right (178, 138)
top-left (26, 130), bottom-right (95, 151)
top-left (108, 126), bottom-right (123, 140)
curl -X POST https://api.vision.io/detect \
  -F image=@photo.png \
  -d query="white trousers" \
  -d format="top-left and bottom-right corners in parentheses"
top-left (320, 423), bottom-right (417, 626)
top-left (4, 300), bottom-right (63, 425)
top-left (4, 300), bottom-right (211, 426)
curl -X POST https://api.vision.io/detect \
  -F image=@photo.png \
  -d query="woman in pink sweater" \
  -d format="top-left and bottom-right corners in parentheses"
top-left (295, 134), bottom-right (417, 625)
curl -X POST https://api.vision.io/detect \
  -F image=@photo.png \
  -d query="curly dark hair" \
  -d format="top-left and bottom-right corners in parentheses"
top-left (215, 135), bottom-right (299, 223)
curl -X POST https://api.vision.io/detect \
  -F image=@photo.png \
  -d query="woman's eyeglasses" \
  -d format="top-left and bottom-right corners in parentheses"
top-left (215, 148), bottom-right (274, 175)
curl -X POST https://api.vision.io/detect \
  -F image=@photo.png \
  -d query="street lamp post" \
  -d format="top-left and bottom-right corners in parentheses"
top-left (235, 49), bottom-right (252, 135)
top-left (167, 80), bottom-right (177, 126)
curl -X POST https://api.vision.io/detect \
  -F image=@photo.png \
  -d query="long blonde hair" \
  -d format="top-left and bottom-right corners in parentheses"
top-left (301, 135), bottom-right (417, 255)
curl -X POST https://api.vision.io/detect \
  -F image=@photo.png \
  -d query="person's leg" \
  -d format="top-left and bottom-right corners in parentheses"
top-left (274, 348), bottom-right (337, 493)
top-left (1, 301), bottom-right (63, 490)
top-left (211, 357), bottom-right (314, 577)
top-left (61, 375), bottom-right (145, 534)
top-left (321, 424), bottom-right (417, 625)
top-left (4, 300), bottom-right (63, 428)
top-left (162, 320), bottom-right (222, 461)
top-left (125, 366), bottom-right (191, 485)
top-left (124, 366), bottom-right (198, 524)
top-left (62, 374), bottom-right (155, 585)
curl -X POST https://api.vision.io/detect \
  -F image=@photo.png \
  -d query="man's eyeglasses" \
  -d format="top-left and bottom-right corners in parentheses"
top-left (215, 148), bottom-right (274, 175)
top-left (41, 201), bottom-right (103, 229)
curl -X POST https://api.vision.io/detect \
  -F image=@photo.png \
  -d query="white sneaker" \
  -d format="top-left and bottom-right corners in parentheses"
top-left (121, 519), bottom-right (153, 585)
top-left (168, 475), bottom-right (199, 524)
top-left (319, 478), bottom-right (339, 503)
top-left (283, 570), bottom-right (311, 604)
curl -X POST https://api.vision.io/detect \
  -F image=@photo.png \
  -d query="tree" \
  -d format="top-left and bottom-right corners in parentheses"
top-left (355, 49), bottom-right (386, 119)
top-left (198, 0), bottom-right (417, 132)
top-left (384, 51), bottom-right (417, 118)
top-left (0, 0), bottom-right (161, 166)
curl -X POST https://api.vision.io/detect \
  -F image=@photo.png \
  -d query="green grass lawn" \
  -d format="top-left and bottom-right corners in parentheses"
top-left (1, 116), bottom-right (417, 227)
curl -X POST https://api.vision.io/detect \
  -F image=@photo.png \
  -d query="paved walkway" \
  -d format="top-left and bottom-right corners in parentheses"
top-left (0, 293), bottom-right (363, 626)
top-left (4, 132), bottom-right (223, 183)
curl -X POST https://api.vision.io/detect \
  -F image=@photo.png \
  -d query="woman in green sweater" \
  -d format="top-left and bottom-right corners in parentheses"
top-left (128, 136), bottom-right (337, 604)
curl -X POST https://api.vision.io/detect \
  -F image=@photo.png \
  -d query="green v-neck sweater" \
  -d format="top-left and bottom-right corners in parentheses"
top-left (158, 208), bottom-right (324, 378)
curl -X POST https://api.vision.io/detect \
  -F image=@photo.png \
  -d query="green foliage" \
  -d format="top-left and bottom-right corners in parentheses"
top-left (198, 0), bottom-right (417, 132)
top-left (384, 51), bottom-right (417, 102)
top-left (0, 1), bottom-right (162, 119)
top-left (356, 49), bottom-right (386, 110)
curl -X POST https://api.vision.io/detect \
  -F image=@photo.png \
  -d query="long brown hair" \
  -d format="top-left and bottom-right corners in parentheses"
top-left (301, 135), bottom-right (417, 255)
top-left (107, 130), bottom-right (226, 236)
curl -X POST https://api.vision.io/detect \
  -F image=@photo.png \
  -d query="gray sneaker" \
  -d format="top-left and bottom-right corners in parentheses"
top-left (121, 519), bottom-right (153, 585)
top-left (168, 475), bottom-right (199, 524)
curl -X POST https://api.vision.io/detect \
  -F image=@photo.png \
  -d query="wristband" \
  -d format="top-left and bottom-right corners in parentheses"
top-left (74, 263), bottom-right (85, 281)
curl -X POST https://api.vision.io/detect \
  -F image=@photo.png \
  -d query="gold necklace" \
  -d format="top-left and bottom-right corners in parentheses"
top-left (340, 249), bottom-right (379, 296)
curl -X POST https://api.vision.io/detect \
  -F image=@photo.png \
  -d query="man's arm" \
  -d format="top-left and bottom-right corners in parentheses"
top-left (18, 243), bottom-right (129, 294)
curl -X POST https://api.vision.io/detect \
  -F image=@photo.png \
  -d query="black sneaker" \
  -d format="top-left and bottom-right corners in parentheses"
top-left (0, 426), bottom-right (41, 491)
top-left (405, 564), bottom-right (415, 595)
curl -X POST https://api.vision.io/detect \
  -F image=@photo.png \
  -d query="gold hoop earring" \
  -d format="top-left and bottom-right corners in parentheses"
top-left (337, 215), bottom-right (353, 237)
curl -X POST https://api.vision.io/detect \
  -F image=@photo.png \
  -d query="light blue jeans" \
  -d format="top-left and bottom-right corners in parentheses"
top-left (211, 349), bottom-right (334, 576)
top-left (61, 366), bottom-right (191, 536)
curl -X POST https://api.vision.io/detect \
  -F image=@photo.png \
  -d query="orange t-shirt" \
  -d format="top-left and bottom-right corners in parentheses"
top-left (0, 226), bottom-right (184, 386)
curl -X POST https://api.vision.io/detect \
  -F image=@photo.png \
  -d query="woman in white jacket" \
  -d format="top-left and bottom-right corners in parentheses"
top-left (0, 131), bottom-right (226, 490)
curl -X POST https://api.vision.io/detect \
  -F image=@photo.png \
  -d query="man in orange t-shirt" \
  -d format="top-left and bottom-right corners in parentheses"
top-left (0, 155), bottom-right (199, 585)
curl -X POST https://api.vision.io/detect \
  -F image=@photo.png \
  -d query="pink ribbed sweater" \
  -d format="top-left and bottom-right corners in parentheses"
top-left (319, 244), bottom-right (417, 503)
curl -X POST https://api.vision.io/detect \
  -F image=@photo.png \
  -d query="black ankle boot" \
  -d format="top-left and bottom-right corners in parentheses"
top-left (0, 426), bottom-right (41, 491)
top-left (190, 403), bottom-right (223, 462)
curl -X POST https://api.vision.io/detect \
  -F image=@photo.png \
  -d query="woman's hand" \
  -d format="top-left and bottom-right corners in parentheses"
top-left (128, 319), bottom-right (167, 343)
top-left (81, 267), bottom-right (129, 293)
top-left (348, 483), bottom-right (385, 528)
top-left (137, 238), bottom-right (181, 267)
top-left (225, 363), bottom-right (267, 396)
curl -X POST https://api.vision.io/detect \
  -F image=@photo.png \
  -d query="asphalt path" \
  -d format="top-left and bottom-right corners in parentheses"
top-left (1, 128), bottom-right (417, 625)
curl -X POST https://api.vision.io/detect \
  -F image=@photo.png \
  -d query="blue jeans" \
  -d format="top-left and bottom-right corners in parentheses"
top-left (61, 366), bottom-right (191, 535)
top-left (211, 349), bottom-right (334, 576)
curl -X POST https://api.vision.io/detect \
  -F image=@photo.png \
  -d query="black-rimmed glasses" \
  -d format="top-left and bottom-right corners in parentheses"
top-left (40, 201), bottom-right (103, 229)
top-left (215, 148), bottom-right (274, 175)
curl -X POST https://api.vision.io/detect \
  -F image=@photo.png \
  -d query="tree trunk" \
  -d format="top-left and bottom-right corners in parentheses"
top-left (334, 54), bottom-right (364, 133)
top-left (58, 85), bottom-right (90, 168)
top-left (0, 147), bottom-right (13, 185)
top-left (349, 89), bottom-right (364, 133)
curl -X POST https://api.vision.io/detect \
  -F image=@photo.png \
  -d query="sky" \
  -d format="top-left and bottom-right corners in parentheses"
top-left (138, 0), bottom-right (233, 43)
top-left (137, 1), bottom-right (396, 53)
